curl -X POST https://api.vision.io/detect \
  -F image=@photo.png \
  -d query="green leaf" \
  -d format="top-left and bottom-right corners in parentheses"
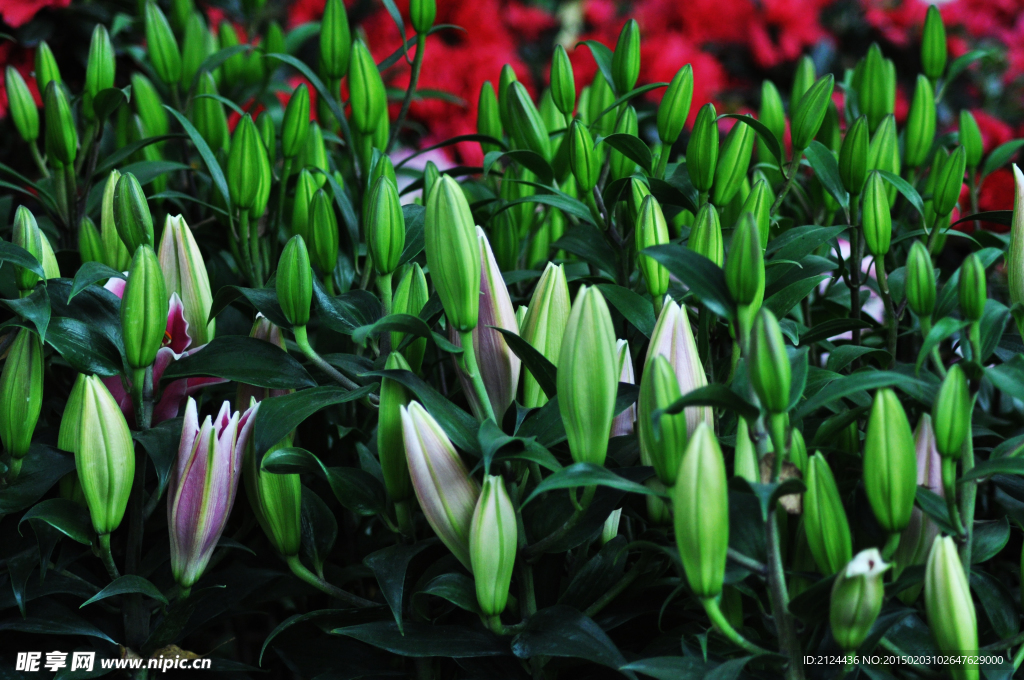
top-left (649, 175), bottom-right (699, 214)
top-left (599, 133), bottom-right (653, 173)
top-left (134, 417), bottom-right (182, 504)
top-left (313, 283), bottom-right (384, 335)
top-left (970, 570), bottom-right (1019, 640)
top-left (523, 463), bottom-right (659, 506)
top-left (300, 487), bottom-right (338, 576)
top-left (92, 134), bottom-right (183, 179)
top-left (597, 283), bottom-right (656, 338)
top-left (0, 601), bottom-right (116, 643)
top-left (20, 499), bottom-right (93, 545)
top-left (164, 106), bottom-right (232, 212)
top-left (656, 384), bottom-right (759, 422)
top-left (351, 313), bottom-right (461, 354)
top-left (415, 573), bottom-right (479, 614)
top-left (266, 53), bottom-right (352, 140)
top-left (188, 43), bottom-right (252, 91)
top-left (949, 210), bottom-right (1013, 229)
top-left (958, 456), bottom-right (1024, 483)
top-left (559, 537), bottom-right (628, 611)
top-left (917, 317), bottom-right (967, 373)
top-left (333, 621), bottom-right (507, 657)
top-left (795, 371), bottom-right (927, 418)
top-left (511, 605), bottom-right (634, 678)
top-left (399, 203), bottom-right (425, 265)
top-left (43, 316), bottom-right (123, 376)
top-left (945, 48), bottom-right (996, 87)
top-left (621, 657), bottom-right (717, 680)
top-left (69, 262), bottom-right (125, 301)
top-left (765, 274), bottom-right (829, 318)
top-left (259, 609), bottom-right (381, 664)
top-left (482, 149), bottom-right (553, 184)
top-left (804, 141), bottom-right (849, 209)
top-left (262, 447), bottom-right (386, 516)
top-left (0, 444), bottom-right (75, 514)
top-left (0, 240), bottom-right (45, 280)
top-left (718, 114), bottom-right (784, 172)
top-left (209, 285), bottom-right (290, 328)
top-left (161, 335), bottom-right (316, 389)
top-left (81, 575), bottom-right (168, 607)
top-left (491, 327), bottom-right (557, 399)
top-left (193, 92), bottom-right (247, 117)
top-left (253, 385), bottom-right (377, 456)
top-left (92, 85), bottom-right (130, 120)
top-left (767, 225), bottom-right (847, 263)
top-left (643, 244), bottom-right (737, 320)
top-left (592, 83), bottom-right (670, 129)
top-left (4, 286), bottom-right (51, 342)
top-left (915, 487), bottom-right (957, 535)
top-left (507, 191), bottom-right (595, 226)
top-left (552, 223), bottom-right (618, 278)
top-left (577, 40), bottom-right (616, 95)
top-left (363, 541), bottom-right (437, 633)
top-left (877, 170), bottom-right (925, 218)
top-left (980, 300), bottom-right (1011, 362)
top-left (825, 345), bottom-right (886, 373)
top-left (395, 134), bottom-right (507, 170)
top-left (971, 517), bottom-right (1010, 564)
top-left (981, 139), bottom-right (1024, 179)
top-left (312, 168), bottom-right (360, 256)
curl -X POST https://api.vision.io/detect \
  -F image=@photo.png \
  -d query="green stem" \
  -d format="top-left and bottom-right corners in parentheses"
top-left (942, 457), bottom-right (967, 537)
top-left (654, 145), bottom-right (669, 180)
top-left (458, 330), bottom-right (496, 423)
top-left (926, 210), bottom-right (945, 256)
top-left (6, 456), bottom-right (23, 482)
top-left (285, 554), bottom-right (377, 607)
top-left (968, 321), bottom-right (982, 365)
top-left (524, 486), bottom-right (595, 559)
top-left (585, 553), bottom-right (652, 618)
top-left (246, 210), bottom-right (263, 287)
top-left (958, 420), bottom-right (976, 578)
top-left (767, 413), bottom-right (789, 479)
top-left (701, 596), bottom-right (773, 655)
top-left (275, 157), bottom-right (293, 235)
top-left (770, 159), bottom-right (800, 217)
top-left (395, 499), bottom-right (415, 539)
top-left (727, 548), bottom-right (768, 576)
top-left (876, 260), bottom-right (898, 367)
top-left (849, 225), bottom-right (863, 348)
top-left (31, 143), bottom-right (50, 179)
top-left (919, 316), bottom-right (946, 378)
top-left (97, 533), bottom-right (120, 580)
top-left (125, 366), bottom-right (153, 648)
top-left (880, 532), bottom-right (901, 561)
top-left (1013, 641), bottom-right (1024, 671)
top-left (237, 209), bottom-right (255, 284)
top-left (378, 272), bottom-right (393, 316)
top-left (64, 163), bottom-right (78, 230)
top-left (293, 325), bottom-right (369, 395)
top-left (584, 189), bottom-right (606, 230)
top-left (387, 34), bottom-right (427, 153)
top-left (766, 509), bottom-right (804, 679)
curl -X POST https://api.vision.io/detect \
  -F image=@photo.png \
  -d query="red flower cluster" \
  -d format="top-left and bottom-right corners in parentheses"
top-left (0, 0), bottom-right (69, 29)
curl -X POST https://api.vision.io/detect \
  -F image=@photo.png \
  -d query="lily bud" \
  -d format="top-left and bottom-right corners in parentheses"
top-left (925, 536), bottom-right (979, 679)
top-left (862, 171), bottom-right (892, 258)
top-left (933, 365), bottom-right (970, 458)
top-left (290, 169), bottom-right (319, 242)
top-left (689, 203), bottom-right (723, 267)
top-left (734, 418), bottom-right (758, 483)
top-left (169, 399), bottom-right (256, 587)
top-left (498, 64), bottom-right (518, 132)
top-left (75, 376), bottom-right (135, 535)
top-left (551, 45), bottom-right (575, 116)
top-left (0, 329), bottom-right (43, 461)
top-left (477, 81), bottom-right (502, 156)
top-left (410, 0), bottom-right (436, 34)
top-left (349, 41), bottom-right (386, 135)
top-left (35, 41), bottom-right (60, 92)
top-left (319, 0), bottom-right (351, 79)
top-left (612, 19), bottom-right (641, 94)
top-left (858, 44), bottom-right (894, 131)
top-left (257, 111), bottom-right (276, 168)
top-left (80, 217), bottom-right (103, 264)
top-left (470, 475), bottom-right (517, 616)
top-left (673, 422), bottom-right (728, 598)
top-left (5, 67), bottom-right (38, 143)
top-left (281, 84), bottom-right (311, 160)
top-left (609, 106), bottom-right (639, 181)
top-left (749, 307), bottom-right (791, 413)
top-left (904, 75), bottom-right (936, 168)
top-left (158, 215), bottom-right (215, 345)
top-left (893, 415), bottom-right (943, 598)
top-left (558, 286), bottom-right (618, 466)
top-left (228, 114), bottom-right (269, 211)
top-left (712, 120), bottom-right (755, 207)
top-left (863, 389), bottom-right (917, 532)
top-left (145, 1), bottom-right (182, 86)
top-left (790, 428), bottom-right (809, 474)
top-left (379, 353), bottom-right (414, 503)
top-left (366, 177), bottom-right (406, 276)
top-left (113, 172), bottom-right (154, 253)
top-left (180, 13), bottom-right (213, 88)
top-left (959, 111), bottom-right (983, 170)
top-left (817, 101), bottom-right (841, 152)
top-left (245, 433), bottom-right (302, 556)
top-left (645, 299), bottom-right (711, 433)
top-left (611, 339), bottom-right (636, 437)
top-left (657, 65), bottom-right (693, 146)
top-left (132, 74), bottom-right (169, 141)
top-left (302, 122), bottom-right (329, 189)
top-left (687, 103), bottom-right (719, 193)
top-left (934, 146), bottom-right (966, 218)
top-left (392, 264), bottom-right (429, 372)
top-left (425, 176), bottom-right (481, 332)
top-left (83, 25), bottom-right (115, 120)
top-left (906, 241), bottom-right (936, 318)
top-left (958, 252), bottom-right (986, 323)
top-left (830, 549), bottom-right (889, 650)
top-left (1010, 165), bottom-right (1024, 337)
top-left (725, 213), bottom-right (765, 308)
top-left (122, 245), bottom-right (169, 371)
top-left (636, 195), bottom-right (670, 299)
top-left (790, 56), bottom-right (816, 114)
top-left (791, 74), bottom-right (834, 153)
top-left (193, 72), bottom-right (229, 151)
top-left (506, 81), bottom-right (551, 161)
top-left (868, 115), bottom-right (900, 205)
top-left (602, 508), bottom-right (622, 544)
top-left (99, 170), bottom-right (131, 271)
top-left (44, 82), bottom-right (77, 167)
top-left (423, 161), bottom-right (441, 201)
top-left (587, 71), bottom-right (616, 138)
top-left (638, 356), bottom-right (688, 484)
top-left (839, 116), bottom-right (869, 195)
top-left (277, 236), bottom-right (313, 327)
top-left (521, 263), bottom-right (570, 408)
top-left (921, 5), bottom-right (947, 81)
top-left (804, 452), bottom-right (853, 575)
top-left (236, 316), bottom-right (289, 409)
top-left (402, 401), bottom-right (480, 568)
top-left (759, 80), bottom-right (785, 165)
top-left (12, 206), bottom-right (59, 292)
top-left (568, 120), bottom-right (599, 193)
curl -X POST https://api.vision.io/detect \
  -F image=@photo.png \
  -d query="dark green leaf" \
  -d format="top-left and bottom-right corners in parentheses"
top-left (364, 541), bottom-right (437, 633)
top-left (523, 463), bottom-right (659, 506)
top-left (0, 240), bottom-right (45, 280)
top-left (253, 386), bottom-right (376, 456)
top-left (92, 134), bottom-right (183, 179)
top-left (949, 210), bottom-right (1013, 230)
top-left (795, 371), bottom-right (927, 418)
top-left (333, 621), bottom-right (507, 657)
top-left (4, 286), bottom-right (51, 341)
top-left (718, 114), bottom-right (784, 172)
top-left (300, 487), bottom-right (338, 577)
top-left (209, 285), bottom-right (290, 328)
top-left (643, 244), bottom-right (736, 320)
top-left (188, 43), bottom-right (253, 91)
top-left (959, 456), bottom-right (1024, 483)
top-left (915, 487), bottom-right (957, 535)
top-left (656, 384), bottom-right (759, 423)
top-left (161, 335), bottom-right (316, 388)
top-left (263, 447), bottom-right (386, 516)
top-left (597, 284), bottom-right (656, 338)
top-left (593, 83), bottom-right (670, 128)
top-left (313, 284), bottom-right (384, 335)
top-left (482, 149), bottom-right (554, 184)
top-left (492, 328), bottom-right (557, 399)
top-left (44, 316), bottom-right (123, 375)
top-left (81, 575), bottom-right (167, 607)
top-left (20, 499), bottom-right (92, 545)
top-left (765, 275), bottom-right (830, 318)
top-left (767, 225), bottom-right (847, 263)
top-left (972, 518), bottom-right (1009, 564)
top-left (0, 444), bottom-right (75, 514)
top-left (399, 203), bottom-right (425, 265)
top-left (266, 53), bottom-right (351, 138)
top-left (599, 133), bottom-right (652, 173)
top-left (981, 139), bottom-right (1024, 179)
top-left (133, 417), bottom-right (182, 503)
top-left (825, 345), bottom-right (885, 373)
top-left (69, 262), bottom-right (125, 301)
top-left (576, 41), bottom-right (616, 95)
top-left (502, 191), bottom-right (596, 225)
top-left (552, 223), bottom-right (618, 277)
top-left (971, 570), bottom-right (1019, 639)
top-left (164, 106), bottom-right (232, 212)
top-left (987, 355), bottom-right (1024, 404)
top-left (415, 572), bottom-right (479, 614)
top-left (620, 657), bottom-right (715, 680)
top-left (0, 601), bottom-right (116, 643)
top-left (352, 313), bottom-right (461, 354)
top-left (394, 134), bottom-right (507, 170)
top-left (92, 85), bottom-right (130, 120)
top-left (511, 605), bottom-right (633, 677)
top-left (805, 141), bottom-right (849, 209)
top-left (917, 317), bottom-right (967, 373)
top-left (877, 170), bottom-right (925, 218)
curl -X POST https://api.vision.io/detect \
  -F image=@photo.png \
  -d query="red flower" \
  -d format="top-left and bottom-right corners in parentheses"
top-left (0, 43), bottom-right (40, 119)
top-left (1, 0), bottom-right (70, 28)
top-left (970, 109), bottom-right (1014, 153)
top-left (976, 167), bottom-right (1015, 232)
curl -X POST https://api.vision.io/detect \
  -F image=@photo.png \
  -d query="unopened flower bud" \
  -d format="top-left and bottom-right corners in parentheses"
top-left (839, 116), bottom-right (869, 195)
top-left (100, 170), bottom-right (131, 271)
top-left (122, 245), bottom-right (169, 370)
top-left (44, 82), bottom-right (78, 167)
top-left (739, 177), bottom-right (773, 249)
top-left (551, 45), bottom-right (575, 116)
top-left (1010, 165), bottom-right (1024, 337)
top-left (520, 263), bottom-right (570, 408)
top-left (506, 81), bottom-right (551, 161)
top-left (934, 146), bottom-right (966, 218)
top-left (638, 356), bottom-right (688, 484)
top-left (366, 177), bottom-right (406, 276)
top-left (497, 64), bottom-right (518, 132)
top-left (84, 24), bottom-right (115, 120)
top-left (645, 299), bottom-right (710, 433)
top-left (921, 5), bottom-right (947, 81)
top-left (5, 67), bottom-right (39, 143)
top-left (609, 105), bottom-right (639, 181)
top-left (180, 12), bottom-right (213, 89)
top-left (906, 241), bottom-right (936, 318)
top-left (587, 71), bottom-right (615, 137)
top-left (477, 81), bottom-right (502, 155)
top-left (379, 352), bottom-right (414, 502)
top-left (657, 65), bottom-right (693, 146)
top-left (904, 75), bottom-right (936, 168)
top-left (79, 216), bottom-right (103, 264)
top-left (759, 80), bottom-right (785, 165)
top-left (689, 203), bottom-right (723, 266)
top-left (864, 389), bottom-right (917, 532)
top-left (409, 0), bottom-right (436, 34)
top-left (193, 72), bottom-right (229, 151)
top-left (862, 171), bottom-right (892, 258)
top-left (470, 475), bottom-right (517, 616)
top-left (392, 264), bottom-right (429, 372)
top-left (146, 1), bottom-right (182, 86)
top-left (858, 44), bottom-right (894, 132)
top-left (290, 169), bottom-right (319, 242)
top-left (425, 176), bottom-right (481, 332)
top-left (158, 214), bottom-right (215, 345)
top-left (568, 119), bottom-right (599, 192)
top-left (734, 418), bottom-right (758, 483)
top-left (612, 19), bottom-right (640, 94)
top-left (281, 84), bottom-right (311, 160)
top-left (959, 110), bottom-right (983, 170)
top-left (319, 0), bottom-right (351, 79)
top-left (0, 329), bottom-right (43, 462)
top-left (12, 206), bottom-right (60, 292)
top-left (245, 434), bottom-right (302, 556)
top-left (349, 41), bottom-right (386, 135)
top-left (712, 120), bottom-right (755, 207)
top-left (925, 536), bottom-right (979, 679)
top-left (791, 74), bottom-right (834, 153)
top-left (257, 111), bottom-right (276, 168)
top-left (307, 189), bottom-right (339, 278)
top-left (804, 452), bottom-right (853, 575)
top-left (277, 236), bottom-right (313, 327)
top-left (817, 101), bottom-right (841, 152)
top-left (113, 172), bottom-right (154, 253)
top-left (790, 55), bottom-right (816, 114)
top-left (958, 252), bottom-right (986, 322)
top-left (636, 195), bottom-right (670, 298)
top-left (831, 549), bottom-right (889, 650)
top-left (132, 74), bottom-right (169, 142)
top-left (725, 213), bottom-right (765, 307)
top-left (749, 307), bottom-right (791, 414)
top-left (687, 103), bottom-right (719, 193)
top-left (933, 364), bottom-right (970, 458)
top-left (35, 41), bottom-right (60, 93)
top-left (868, 115), bottom-right (900, 205)
top-left (228, 114), bottom-right (269, 211)
top-left (611, 339), bottom-right (636, 437)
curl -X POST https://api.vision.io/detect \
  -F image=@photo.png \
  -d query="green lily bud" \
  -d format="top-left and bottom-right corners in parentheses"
top-left (587, 71), bottom-right (615, 137)
top-left (868, 115), bottom-right (900, 205)
top-left (921, 5), bottom-right (947, 81)
top-left (265, 20), bottom-right (285, 58)
top-left (673, 422), bottom-right (728, 598)
top-left (506, 81), bottom-right (551, 161)
top-left (289, 169), bottom-right (318, 242)
top-left (281, 84), bottom-right (310, 159)
top-left (893, 414), bottom-right (943, 600)
top-left (551, 45), bottom-right (575, 116)
top-left (759, 80), bottom-right (785, 165)
top-left (410, 0), bottom-right (436, 33)
top-left (862, 171), bottom-right (892, 257)
top-left (245, 433), bottom-right (302, 556)
top-left (790, 428), bottom-right (809, 475)
top-left (790, 55), bottom-right (816, 114)
top-left (319, 0), bottom-right (351, 79)
top-left (171, 0), bottom-right (194, 32)
top-left (180, 13), bottom-right (213, 88)
top-left (132, 74), bottom-right (170, 139)
top-left (44, 82), bottom-right (77, 167)
top-left (121, 245), bottom-right (169, 370)
top-left (657, 65), bottom-right (693, 146)
top-left (277, 236), bottom-right (313, 327)
top-left (816, 101), bottom-right (841, 152)
top-left (646, 477), bottom-right (671, 525)
top-left (0, 329), bottom-right (43, 461)
top-left (83, 24), bottom-right (115, 120)
top-left (831, 549), bottom-right (889, 651)
top-left (734, 418), bottom-right (758, 483)
top-left (904, 75), bottom-right (936, 168)
top-left (425, 176), bottom-right (481, 332)
top-left (145, 1), bottom-right (182, 86)
top-left (612, 19), bottom-right (641, 94)
top-left (308, 189), bottom-right (339, 277)
top-left (611, 339), bottom-right (636, 437)
top-left (227, 114), bottom-right (268, 211)
top-left (625, 177), bottom-right (652, 225)
top-left (477, 81), bottom-right (502, 155)
top-left (158, 214), bottom-right (215, 345)
top-left (379, 352), bottom-right (413, 502)
top-left (839, 116), bottom-right (869, 195)
top-left (804, 452), bottom-right (853, 575)
top-left (725, 213), bottom-right (765, 307)
top-left (5, 67), bottom-right (39, 143)
top-left (521, 263), bottom-right (570, 408)
top-left (689, 203), bottom-right (723, 267)
top-left (635, 195), bottom-right (670, 299)
top-left (366, 177), bottom-right (405, 276)
top-left (497, 64), bottom-right (518, 131)
top-left (924, 536), bottom-right (979, 680)
top-left (113, 172), bottom-right (154, 253)
top-left (193, 72), bottom-right (229, 151)
top-left (35, 41), bottom-right (60, 92)
top-left (257, 111), bottom-right (276, 169)
top-left (958, 252), bottom-right (986, 322)
top-left (609, 106), bottom-right (639, 181)
top-left (687, 103), bottom-right (718, 193)
top-left (749, 307), bottom-right (791, 414)
top-left (218, 22), bottom-right (244, 85)
top-left (423, 161), bottom-right (441, 201)
top-left (74, 376), bottom-right (135, 535)
top-left (12, 206), bottom-right (59, 292)
top-left (933, 364), bottom-right (969, 458)
top-left (959, 110), bottom-right (983, 170)
top-left (638, 355), bottom-right (688, 485)
top-left (791, 74), bottom-right (834, 153)
top-left (1010, 165), bottom-right (1024, 337)
top-left (934, 146), bottom-right (966, 218)
top-left (100, 170), bottom-right (131, 271)
top-left (712, 120), bottom-right (755, 207)
top-left (79, 216), bottom-right (103, 264)
top-left (368, 152), bottom-right (396, 189)
top-left (349, 41), bottom-right (386, 135)
top-left (645, 299), bottom-right (711, 433)
top-left (557, 285), bottom-right (618, 466)
top-left (602, 508), bottom-right (623, 545)
top-left (302, 121), bottom-right (329, 188)
top-left (740, 178), bottom-right (772, 249)
top-left (392, 263), bottom-right (429, 372)
top-left (863, 389), bottom-right (917, 533)
top-left (470, 474), bottom-right (517, 617)
top-left (906, 241), bottom-right (936, 318)
top-left (568, 119), bottom-right (599, 193)
top-left (858, 44), bottom-right (893, 131)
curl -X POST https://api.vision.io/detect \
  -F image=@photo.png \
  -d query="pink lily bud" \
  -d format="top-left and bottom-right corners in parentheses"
top-left (236, 314), bottom-right (290, 410)
top-left (644, 298), bottom-right (711, 434)
top-left (158, 214), bottom-right (215, 346)
top-left (168, 397), bottom-right (258, 588)
top-left (402, 401), bottom-right (480, 569)
top-left (894, 414), bottom-right (944, 602)
top-left (610, 339), bottom-right (635, 436)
